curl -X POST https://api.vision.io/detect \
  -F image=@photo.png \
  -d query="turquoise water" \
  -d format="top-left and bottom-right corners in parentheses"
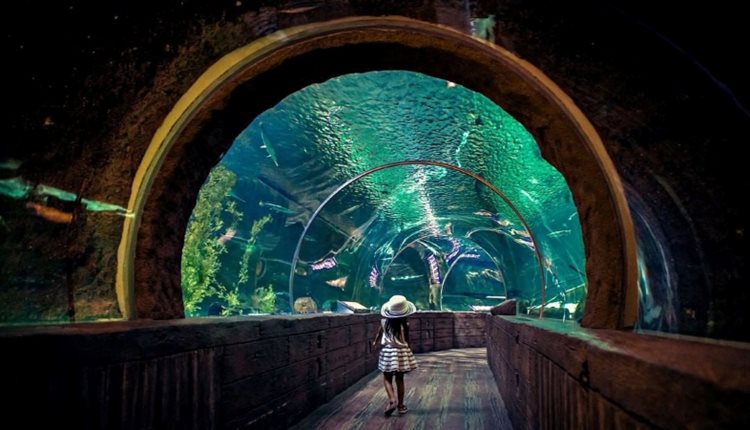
top-left (181, 71), bottom-right (587, 318)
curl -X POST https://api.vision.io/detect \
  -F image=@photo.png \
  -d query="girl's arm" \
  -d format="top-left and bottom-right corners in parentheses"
top-left (372, 325), bottom-right (383, 347)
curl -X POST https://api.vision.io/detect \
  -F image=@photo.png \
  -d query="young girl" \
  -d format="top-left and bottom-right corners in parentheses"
top-left (372, 294), bottom-right (418, 416)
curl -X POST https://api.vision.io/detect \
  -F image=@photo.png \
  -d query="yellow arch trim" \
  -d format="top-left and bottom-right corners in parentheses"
top-left (116, 16), bottom-right (637, 326)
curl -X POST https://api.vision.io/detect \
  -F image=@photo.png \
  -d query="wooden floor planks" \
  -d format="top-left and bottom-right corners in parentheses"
top-left (290, 348), bottom-right (513, 430)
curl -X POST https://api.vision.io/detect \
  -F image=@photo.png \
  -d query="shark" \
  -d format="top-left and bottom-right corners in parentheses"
top-left (259, 122), bottom-right (279, 167)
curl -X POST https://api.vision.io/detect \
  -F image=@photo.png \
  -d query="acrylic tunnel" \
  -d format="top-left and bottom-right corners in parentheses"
top-left (180, 71), bottom-right (587, 319)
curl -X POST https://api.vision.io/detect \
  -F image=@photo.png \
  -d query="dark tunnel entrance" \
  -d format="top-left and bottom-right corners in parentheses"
top-left (120, 17), bottom-right (636, 329)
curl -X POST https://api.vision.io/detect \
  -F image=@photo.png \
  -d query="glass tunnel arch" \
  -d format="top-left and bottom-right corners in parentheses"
top-left (371, 230), bottom-right (509, 311)
top-left (288, 160), bottom-right (546, 315)
top-left (377, 230), bottom-right (507, 299)
top-left (179, 70), bottom-right (588, 319)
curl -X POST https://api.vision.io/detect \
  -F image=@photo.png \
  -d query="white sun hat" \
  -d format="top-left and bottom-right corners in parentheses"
top-left (381, 294), bottom-right (417, 318)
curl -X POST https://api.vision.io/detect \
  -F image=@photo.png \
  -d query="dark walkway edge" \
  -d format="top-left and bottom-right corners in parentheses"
top-left (290, 348), bottom-right (513, 430)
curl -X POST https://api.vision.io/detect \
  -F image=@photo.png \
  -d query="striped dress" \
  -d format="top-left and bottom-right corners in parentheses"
top-left (378, 318), bottom-right (418, 373)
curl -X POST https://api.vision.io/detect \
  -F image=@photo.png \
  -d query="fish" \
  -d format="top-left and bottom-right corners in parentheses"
top-left (34, 184), bottom-right (76, 202)
top-left (230, 230), bottom-right (280, 251)
top-left (311, 257), bottom-right (337, 271)
top-left (345, 212), bottom-right (378, 241)
top-left (217, 227), bottom-right (236, 245)
top-left (0, 177), bottom-right (32, 199)
top-left (325, 276), bottom-right (347, 289)
top-left (476, 269), bottom-right (505, 283)
top-left (0, 159), bottom-right (22, 171)
top-left (1, 177), bottom-right (131, 216)
top-left (81, 199), bottom-right (129, 214)
top-left (493, 218), bottom-right (512, 227)
top-left (548, 229), bottom-right (571, 238)
top-left (228, 190), bottom-right (246, 203)
top-left (520, 189), bottom-right (537, 203)
top-left (25, 202), bottom-right (73, 224)
top-left (258, 201), bottom-right (295, 215)
top-left (259, 122), bottom-right (279, 167)
top-left (339, 203), bottom-right (362, 216)
top-left (454, 130), bottom-right (470, 168)
top-left (510, 228), bottom-right (531, 238)
top-left (511, 236), bottom-right (535, 250)
top-left (279, 5), bottom-right (319, 14)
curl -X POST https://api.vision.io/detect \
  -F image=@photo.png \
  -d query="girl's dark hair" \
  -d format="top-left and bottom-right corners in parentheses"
top-left (385, 317), bottom-right (409, 343)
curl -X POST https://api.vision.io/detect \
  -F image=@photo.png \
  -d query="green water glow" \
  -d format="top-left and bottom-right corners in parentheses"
top-left (182, 71), bottom-right (586, 319)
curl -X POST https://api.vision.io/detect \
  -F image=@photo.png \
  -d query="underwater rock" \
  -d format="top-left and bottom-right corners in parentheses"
top-left (294, 296), bottom-right (318, 313)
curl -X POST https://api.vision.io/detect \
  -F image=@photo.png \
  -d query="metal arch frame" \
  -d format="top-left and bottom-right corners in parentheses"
top-left (375, 218), bottom-right (503, 293)
top-left (375, 226), bottom-right (441, 286)
top-left (379, 233), bottom-right (441, 289)
top-left (288, 160), bottom-right (546, 316)
top-left (381, 233), bottom-right (508, 310)
top-left (439, 246), bottom-right (509, 310)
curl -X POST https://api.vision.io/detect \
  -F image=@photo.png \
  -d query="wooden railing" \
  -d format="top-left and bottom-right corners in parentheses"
top-left (487, 315), bottom-right (750, 429)
top-left (0, 311), bottom-right (486, 429)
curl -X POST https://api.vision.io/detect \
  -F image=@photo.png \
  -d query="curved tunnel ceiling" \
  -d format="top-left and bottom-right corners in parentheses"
top-left (182, 71), bottom-right (586, 315)
top-left (125, 17), bottom-right (637, 328)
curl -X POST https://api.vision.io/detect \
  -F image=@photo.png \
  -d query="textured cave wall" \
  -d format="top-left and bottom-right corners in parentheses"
top-left (4, 1), bottom-right (748, 339)
top-left (490, 1), bottom-right (749, 340)
top-left (484, 1), bottom-right (749, 339)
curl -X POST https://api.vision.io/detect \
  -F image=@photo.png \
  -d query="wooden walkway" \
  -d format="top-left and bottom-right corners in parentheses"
top-left (290, 348), bottom-right (513, 430)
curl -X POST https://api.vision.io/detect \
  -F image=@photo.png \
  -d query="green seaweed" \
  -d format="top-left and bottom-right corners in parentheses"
top-left (181, 166), bottom-right (238, 315)
top-left (252, 285), bottom-right (276, 314)
top-left (236, 215), bottom-right (271, 288)
top-left (181, 165), bottom-right (277, 316)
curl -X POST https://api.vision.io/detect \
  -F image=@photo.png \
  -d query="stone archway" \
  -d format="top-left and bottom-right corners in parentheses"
top-left (117, 16), bottom-right (637, 329)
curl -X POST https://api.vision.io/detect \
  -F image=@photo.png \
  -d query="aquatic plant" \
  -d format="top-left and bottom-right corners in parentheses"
top-left (181, 164), bottom-right (279, 316)
top-left (236, 215), bottom-right (272, 287)
top-left (181, 165), bottom-right (240, 315)
top-left (252, 285), bottom-right (276, 314)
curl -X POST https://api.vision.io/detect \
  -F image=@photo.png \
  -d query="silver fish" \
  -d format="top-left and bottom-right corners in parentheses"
top-left (258, 201), bottom-right (295, 215)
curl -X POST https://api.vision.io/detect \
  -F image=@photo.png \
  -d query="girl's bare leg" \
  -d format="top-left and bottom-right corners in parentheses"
top-left (383, 372), bottom-right (397, 400)
top-left (383, 372), bottom-right (397, 415)
top-left (395, 372), bottom-right (405, 406)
